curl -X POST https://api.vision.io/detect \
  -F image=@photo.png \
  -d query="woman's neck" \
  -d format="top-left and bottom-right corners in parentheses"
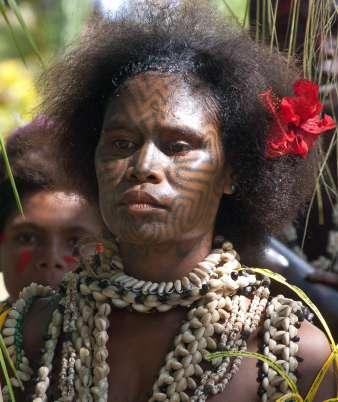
top-left (118, 232), bottom-right (213, 282)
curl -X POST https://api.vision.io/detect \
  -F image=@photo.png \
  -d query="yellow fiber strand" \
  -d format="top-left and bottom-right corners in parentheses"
top-left (304, 348), bottom-right (338, 402)
top-left (208, 350), bottom-right (300, 395)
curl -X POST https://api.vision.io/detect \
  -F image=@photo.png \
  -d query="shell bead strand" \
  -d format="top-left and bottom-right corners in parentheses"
top-left (258, 295), bottom-right (304, 401)
top-left (77, 244), bottom-right (255, 313)
top-left (1, 283), bottom-right (54, 401)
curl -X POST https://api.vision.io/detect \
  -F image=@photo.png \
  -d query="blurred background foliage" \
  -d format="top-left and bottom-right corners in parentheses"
top-left (0, 59), bottom-right (38, 136)
top-left (0, 0), bottom-right (248, 137)
top-left (0, 0), bottom-right (92, 137)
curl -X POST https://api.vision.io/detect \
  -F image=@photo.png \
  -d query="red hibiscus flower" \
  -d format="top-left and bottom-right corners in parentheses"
top-left (261, 79), bottom-right (336, 158)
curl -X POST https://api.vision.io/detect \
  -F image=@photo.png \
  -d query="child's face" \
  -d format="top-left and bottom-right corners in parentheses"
top-left (0, 190), bottom-right (103, 300)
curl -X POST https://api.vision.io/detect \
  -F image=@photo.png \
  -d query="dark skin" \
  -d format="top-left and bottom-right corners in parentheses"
top-left (0, 190), bottom-right (103, 300)
top-left (22, 73), bottom-right (336, 401)
top-left (306, 270), bottom-right (338, 288)
top-left (96, 73), bottom-right (231, 281)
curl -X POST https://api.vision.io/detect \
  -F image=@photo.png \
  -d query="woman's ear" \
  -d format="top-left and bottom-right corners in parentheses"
top-left (223, 165), bottom-right (235, 195)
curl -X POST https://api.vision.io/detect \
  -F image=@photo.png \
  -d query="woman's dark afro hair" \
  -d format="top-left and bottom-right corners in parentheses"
top-left (41, 0), bottom-right (317, 244)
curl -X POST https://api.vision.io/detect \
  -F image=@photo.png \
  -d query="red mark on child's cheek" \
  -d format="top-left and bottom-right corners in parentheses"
top-left (63, 255), bottom-right (78, 265)
top-left (16, 250), bottom-right (33, 273)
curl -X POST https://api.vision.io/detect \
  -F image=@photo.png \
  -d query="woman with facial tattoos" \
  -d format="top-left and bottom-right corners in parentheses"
top-left (2, 2), bottom-right (336, 401)
top-left (0, 117), bottom-right (104, 318)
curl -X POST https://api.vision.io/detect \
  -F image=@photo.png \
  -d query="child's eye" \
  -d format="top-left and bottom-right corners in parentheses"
top-left (15, 232), bottom-right (38, 246)
top-left (67, 236), bottom-right (79, 248)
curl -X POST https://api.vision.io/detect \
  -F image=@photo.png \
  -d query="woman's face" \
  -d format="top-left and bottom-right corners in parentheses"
top-left (95, 72), bottom-right (231, 245)
top-left (0, 190), bottom-right (103, 299)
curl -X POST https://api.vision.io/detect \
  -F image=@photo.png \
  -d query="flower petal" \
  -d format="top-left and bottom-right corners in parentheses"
top-left (265, 129), bottom-right (296, 158)
top-left (293, 79), bottom-right (319, 102)
top-left (261, 88), bottom-right (278, 116)
top-left (301, 114), bottom-right (336, 135)
top-left (292, 135), bottom-right (309, 158)
top-left (280, 98), bottom-right (300, 125)
top-left (263, 79), bottom-right (336, 159)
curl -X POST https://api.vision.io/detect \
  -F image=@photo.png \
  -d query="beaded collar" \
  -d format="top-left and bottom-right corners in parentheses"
top-left (76, 240), bottom-right (258, 313)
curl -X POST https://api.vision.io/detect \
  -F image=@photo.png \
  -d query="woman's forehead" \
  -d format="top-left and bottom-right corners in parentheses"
top-left (103, 72), bottom-right (219, 130)
top-left (108, 72), bottom-right (190, 108)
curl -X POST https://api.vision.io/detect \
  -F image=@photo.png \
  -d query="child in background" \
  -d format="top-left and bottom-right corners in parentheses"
top-left (0, 117), bottom-right (104, 320)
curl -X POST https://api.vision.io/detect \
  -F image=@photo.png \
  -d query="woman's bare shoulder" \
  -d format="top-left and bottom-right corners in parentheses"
top-left (297, 320), bottom-right (336, 401)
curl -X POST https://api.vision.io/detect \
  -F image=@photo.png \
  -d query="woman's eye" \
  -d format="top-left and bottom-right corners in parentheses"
top-left (112, 140), bottom-right (136, 151)
top-left (15, 233), bottom-right (38, 246)
top-left (167, 141), bottom-right (193, 155)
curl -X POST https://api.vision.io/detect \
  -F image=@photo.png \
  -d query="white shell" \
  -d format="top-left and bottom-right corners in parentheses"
top-left (153, 392), bottom-right (167, 401)
top-left (132, 304), bottom-right (151, 313)
top-left (174, 280), bottom-right (182, 293)
top-left (92, 292), bottom-right (108, 302)
top-left (4, 336), bottom-right (14, 346)
top-left (165, 281), bottom-right (174, 293)
top-left (182, 331), bottom-right (195, 343)
top-left (142, 281), bottom-right (153, 294)
top-left (102, 286), bottom-right (119, 298)
top-left (2, 327), bottom-right (15, 336)
top-left (176, 377), bottom-right (187, 392)
top-left (149, 283), bottom-right (159, 294)
top-left (4, 318), bottom-right (16, 328)
top-left (157, 304), bottom-right (172, 312)
top-left (188, 273), bottom-right (202, 287)
top-left (158, 282), bottom-right (166, 295)
top-left (181, 276), bottom-right (191, 290)
top-left (132, 280), bottom-right (145, 291)
top-left (205, 253), bottom-right (221, 265)
top-left (111, 299), bottom-right (129, 308)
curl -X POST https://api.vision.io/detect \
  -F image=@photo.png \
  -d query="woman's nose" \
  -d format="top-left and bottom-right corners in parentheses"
top-left (125, 141), bottom-right (165, 183)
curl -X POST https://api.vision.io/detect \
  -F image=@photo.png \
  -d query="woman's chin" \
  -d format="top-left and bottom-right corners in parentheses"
top-left (116, 225), bottom-right (175, 245)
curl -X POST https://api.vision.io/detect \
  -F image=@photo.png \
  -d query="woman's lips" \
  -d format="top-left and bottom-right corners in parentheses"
top-left (118, 190), bottom-right (166, 215)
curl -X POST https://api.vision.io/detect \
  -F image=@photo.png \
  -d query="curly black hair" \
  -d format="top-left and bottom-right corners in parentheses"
top-left (0, 118), bottom-right (59, 231)
top-left (40, 0), bottom-right (317, 245)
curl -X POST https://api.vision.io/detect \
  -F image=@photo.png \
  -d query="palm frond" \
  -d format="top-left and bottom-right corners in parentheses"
top-left (0, 2), bottom-right (26, 66)
top-left (0, 133), bottom-right (23, 216)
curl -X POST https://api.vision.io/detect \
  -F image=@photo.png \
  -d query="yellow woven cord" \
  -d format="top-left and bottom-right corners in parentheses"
top-left (246, 267), bottom-right (338, 399)
top-left (304, 347), bottom-right (338, 402)
top-left (248, 268), bottom-right (336, 348)
top-left (0, 303), bottom-right (11, 331)
top-left (276, 393), bottom-right (304, 402)
top-left (208, 350), bottom-right (300, 396)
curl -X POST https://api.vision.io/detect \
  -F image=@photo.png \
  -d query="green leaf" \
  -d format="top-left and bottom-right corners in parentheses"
top-left (0, 334), bottom-right (23, 391)
top-left (221, 0), bottom-right (241, 24)
top-left (5, 0), bottom-right (45, 68)
top-left (0, 2), bottom-right (27, 66)
top-left (0, 133), bottom-right (24, 216)
top-left (0, 346), bottom-right (15, 402)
